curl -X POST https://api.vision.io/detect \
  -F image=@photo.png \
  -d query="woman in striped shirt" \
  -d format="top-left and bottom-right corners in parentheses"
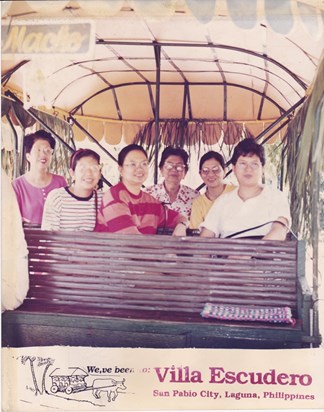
top-left (95, 144), bottom-right (188, 235)
top-left (41, 149), bottom-right (103, 231)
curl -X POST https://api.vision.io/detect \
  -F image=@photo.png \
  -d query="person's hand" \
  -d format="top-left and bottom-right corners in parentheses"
top-left (172, 222), bottom-right (187, 236)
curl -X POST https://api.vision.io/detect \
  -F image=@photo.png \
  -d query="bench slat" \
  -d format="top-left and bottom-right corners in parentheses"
top-left (27, 272), bottom-right (296, 287)
top-left (23, 229), bottom-right (299, 314)
top-left (4, 228), bottom-right (313, 349)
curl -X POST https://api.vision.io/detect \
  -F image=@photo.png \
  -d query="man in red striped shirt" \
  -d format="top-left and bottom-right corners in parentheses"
top-left (95, 145), bottom-right (188, 235)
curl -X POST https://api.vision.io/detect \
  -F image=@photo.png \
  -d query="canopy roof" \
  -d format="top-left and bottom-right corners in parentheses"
top-left (1, 1), bottom-right (323, 338)
top-left (2, 0), bottom-right (324, 138)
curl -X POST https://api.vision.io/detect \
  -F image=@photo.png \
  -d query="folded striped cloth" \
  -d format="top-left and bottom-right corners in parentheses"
top-left (201, 303), bottom-right (295, 325)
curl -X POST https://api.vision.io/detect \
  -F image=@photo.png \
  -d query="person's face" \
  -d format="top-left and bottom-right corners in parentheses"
top-left (199, 158), bottom-right (225, 189)
top-left (70, 156), bottom-right (101, 192)
top-left (119, 150), bottom-right (149, 187)
top-left (161, 155), bottom-right (186, 185)
top-left (233, 154), bottom-right (263, 187)
top-left (26, 139), bottom-right (53, 170)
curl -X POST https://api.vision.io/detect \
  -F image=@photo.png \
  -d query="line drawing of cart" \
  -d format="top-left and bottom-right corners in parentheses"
top-left (49, 367), bottom-right (88, 395)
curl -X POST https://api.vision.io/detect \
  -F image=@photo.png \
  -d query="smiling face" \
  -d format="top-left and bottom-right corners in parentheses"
top-left (233, 154), bottom-right (263, 187)
top-left (69, 155), bottom-right (101, 196)
top-left (26, 138), bottom-right (53, 171)
top-left (119, 150), bottom-right (149, 190)
top-left (160, 155), bottom-right (186, 186)
top-left (199, 158), bottom-right (225, 189)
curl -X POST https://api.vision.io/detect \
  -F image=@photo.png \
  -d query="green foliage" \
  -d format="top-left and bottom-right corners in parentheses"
top-left (283, 62), bottom-right (324, 242)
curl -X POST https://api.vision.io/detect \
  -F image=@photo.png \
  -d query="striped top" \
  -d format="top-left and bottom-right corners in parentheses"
top-left (41, 187), bottom-right (103, 231)
top-left (95, 182), bottom-right (184, 234)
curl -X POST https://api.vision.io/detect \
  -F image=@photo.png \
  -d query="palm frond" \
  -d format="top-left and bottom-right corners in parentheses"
top-left (284, 54), bottom-right (324, 241)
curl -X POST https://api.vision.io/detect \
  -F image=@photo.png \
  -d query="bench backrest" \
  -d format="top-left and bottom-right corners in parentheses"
top-left (22, 228), bottom-right (299, 317)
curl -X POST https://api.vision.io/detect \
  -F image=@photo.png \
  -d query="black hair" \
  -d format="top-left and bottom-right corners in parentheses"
top-left (199, 151), bottom-right (226, 171)
top-left (24, 130), bottom-right (56, 153)
top-left (118, 144), bottom-right (147, 166)
top-left (230, 138), bottom-right (266, 166)
top-left (159, 146), bottom-right (189, 172)
top-left (70, 148), bottom-right (100, 171)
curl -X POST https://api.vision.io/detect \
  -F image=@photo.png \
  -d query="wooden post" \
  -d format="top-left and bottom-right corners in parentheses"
top-left (153, 43), bottom-right (161, 184)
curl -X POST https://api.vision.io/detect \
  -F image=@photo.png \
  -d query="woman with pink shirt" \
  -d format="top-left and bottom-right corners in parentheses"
top-left (12, 130), bottom-right (67, 226)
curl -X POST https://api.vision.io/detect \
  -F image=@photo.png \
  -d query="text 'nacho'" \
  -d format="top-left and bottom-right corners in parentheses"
top-left (1, 21), bottom-right (94, 57)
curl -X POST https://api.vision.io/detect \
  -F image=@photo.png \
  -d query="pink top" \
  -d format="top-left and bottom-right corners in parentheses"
top-left (12, 174), bottom-right (67, 225)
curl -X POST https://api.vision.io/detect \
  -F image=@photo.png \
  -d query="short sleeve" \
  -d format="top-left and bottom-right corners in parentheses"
top-left (189, 197), bottom-right (205, 229)
top-left (270, 189), bottom-right (291, 226)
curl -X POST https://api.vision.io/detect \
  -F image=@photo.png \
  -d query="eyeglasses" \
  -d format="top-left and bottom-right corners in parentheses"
top-left (36, 148), bottom-right (54, 155)
top-left (236, 161), bottom-right (262, 170)
top-left (76, 164), bottom-right (102, 173)
top-left (200, 166), bottom-right (223, 175)
top-left (164, 162), bottom-right (186, 172)
top-left (123, 161), bottom-right (149, 169)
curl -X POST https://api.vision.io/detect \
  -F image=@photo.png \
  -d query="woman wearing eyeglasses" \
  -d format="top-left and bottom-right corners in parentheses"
top-left (200, 138), bottom-right (290, 240)
top-left (41, 148), bottom-right (103, 231)
top-left (189, 151), bottom-right (235, 230)
top-left (144, 146), bottom-right (199, 220)
top-left (12, 130), bottom-right (67, 226)
top-left (95, 144), bottom-right (188, 235)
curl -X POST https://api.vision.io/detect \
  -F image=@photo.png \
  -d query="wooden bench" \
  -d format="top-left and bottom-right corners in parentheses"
top-left (2, 228), bottom-right (321, 349)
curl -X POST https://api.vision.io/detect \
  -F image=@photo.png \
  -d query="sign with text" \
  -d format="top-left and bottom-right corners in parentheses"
top-left (1, 20), bottom-right (95, 58)
top-left (2, 346), bottom-right (324, 411)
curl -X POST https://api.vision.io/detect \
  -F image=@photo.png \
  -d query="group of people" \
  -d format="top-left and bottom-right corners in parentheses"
top-left (11, 129), bottom-right (291, 241)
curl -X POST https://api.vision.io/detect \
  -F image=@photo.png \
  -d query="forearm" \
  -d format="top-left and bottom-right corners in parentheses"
top-left (167, 209), bottom-right (187, 229)
top-left (172, 221), bottom-right (187, 236)
top-left (262, 218), bottom-right (289, 240)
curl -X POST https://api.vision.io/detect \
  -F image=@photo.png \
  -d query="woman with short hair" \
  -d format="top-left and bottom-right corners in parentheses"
top-left (144, 146), bottom-right (199, 220)
top-left (189, 151), bottom-right (235, 230)
top-left (12, 130), bottom-right (67, 225)
top-left (200, 138), bottom-right (290, 240)
top-left (41, 148), bottom-right (103, 231)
